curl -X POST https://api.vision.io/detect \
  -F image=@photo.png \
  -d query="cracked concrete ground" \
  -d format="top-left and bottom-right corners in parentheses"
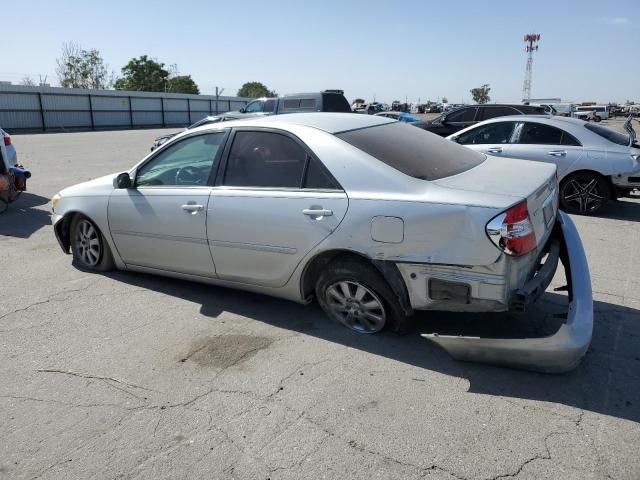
top-left (1, 127), bottom-right (639, 479)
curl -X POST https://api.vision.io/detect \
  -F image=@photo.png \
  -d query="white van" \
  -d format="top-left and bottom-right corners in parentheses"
top-left (572, 105), bottom-right (609, 121)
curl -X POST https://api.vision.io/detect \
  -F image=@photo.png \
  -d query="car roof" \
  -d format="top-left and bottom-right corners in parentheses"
top-left (196, 112), bottom-right (395, 134)
top-left (477, 114), bottom-right (582, 126)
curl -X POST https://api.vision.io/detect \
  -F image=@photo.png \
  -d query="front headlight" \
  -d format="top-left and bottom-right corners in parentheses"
top-left (51, 193), bottom-right (61, 210)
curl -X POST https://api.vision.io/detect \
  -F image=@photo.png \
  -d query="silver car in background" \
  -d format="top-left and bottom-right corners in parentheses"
top-left (51, 113), bottom-right (593, 372)
top-left (449, 115), bottom-right (640, 214)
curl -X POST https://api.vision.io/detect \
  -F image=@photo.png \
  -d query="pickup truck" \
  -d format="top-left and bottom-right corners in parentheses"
top-left (237, 90), bottom-right (352, 115)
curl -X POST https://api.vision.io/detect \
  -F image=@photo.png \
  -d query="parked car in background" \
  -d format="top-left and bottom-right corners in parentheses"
top-left (150, 113), bottom-right (256, 151)
top-left (449, 115), bottom-right (640, 215)
top-left (572, 105), bottom-right (609, 122)
top-left (414, 104), bottom-right (549, 137)
top-left (374, 111), bottom-right (420, 122)
top-left (50, 112), bottom-right (593, 371)
top-left (0, 128), bottom-right (17, 166)
top-left (236, 90), bottom-right (352, 116)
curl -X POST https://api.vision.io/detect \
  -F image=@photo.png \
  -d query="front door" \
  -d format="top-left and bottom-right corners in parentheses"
top-left (452, 120), bottom-right (517, 157)
top-left (108, 132), bottom-right (226, 277)
top-left (207, 129), bottom-right (348, 288)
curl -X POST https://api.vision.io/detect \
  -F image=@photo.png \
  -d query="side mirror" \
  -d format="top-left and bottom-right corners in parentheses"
top-left (115, 172), bottom-right (132, 189)
top-left (239, 107), bottom-right (246, 113)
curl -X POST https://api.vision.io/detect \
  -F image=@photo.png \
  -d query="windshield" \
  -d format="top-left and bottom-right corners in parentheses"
top-left (584, 123), bottom-right (630, 147)
top-left (336, 122), bottom-right (486, 181)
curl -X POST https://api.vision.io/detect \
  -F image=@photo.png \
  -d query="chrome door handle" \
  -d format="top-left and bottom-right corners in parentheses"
top-left (303, 208), bottom-right (333, 217)
top-left (548, 150), bottom-right (567, 157)
top-left (182, 204), bottom-right (204, 212)
top-left (487, 147), bottom-right (502, 154)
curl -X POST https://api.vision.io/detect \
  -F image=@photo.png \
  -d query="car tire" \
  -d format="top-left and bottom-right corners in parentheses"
top-left (559, 172), bottom-right (610, 215)
top-left (71, 215), bottom-right (115, 272)
top-left (595, 116), bottom-right (602, 122)
top-left (315, 257), bottom-right (410, 334)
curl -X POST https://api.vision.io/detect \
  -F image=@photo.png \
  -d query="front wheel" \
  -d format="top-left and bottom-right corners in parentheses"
top-left (594, 116), bottom-right (602, 122)
top-left (71, 215), bottom-right (115, 271)
top-left (315, 257), bottom-right (410, 334)
top-left (560, 172), bottom-right (610, 215)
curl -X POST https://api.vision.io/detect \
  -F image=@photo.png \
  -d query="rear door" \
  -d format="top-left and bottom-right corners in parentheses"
top-left (507, 121), bottom-right (584, 177)
top-left (207, 129), bottom-right (348, 287)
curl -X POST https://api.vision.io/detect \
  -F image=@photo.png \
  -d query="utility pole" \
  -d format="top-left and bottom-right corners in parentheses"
top-left (522, 33), bottom-right (540, 102)
top-left (215, 86), bottom-right (225, 114)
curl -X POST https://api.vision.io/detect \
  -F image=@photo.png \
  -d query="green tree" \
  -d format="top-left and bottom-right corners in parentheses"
top-left (441, 97), bottom-right (448, 103)
top-left (114, 55), bottom-right (169, 92)
top-left (353, 98), bottom-right (365, 104)
top-left (470, 84), bottom-right (491, 104)
top-left (168, 75), bottom-right (199, 94)
top-left (237, 81), bottom-right (276, 98)
top-left (56, 42), bottom-right (113, 89)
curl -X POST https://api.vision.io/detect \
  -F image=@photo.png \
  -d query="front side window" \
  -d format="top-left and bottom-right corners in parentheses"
top-left (456, 122), bottom-right (517, 145)
top-left (445, 107), bottom-right (477, 123)
top-left (244, 100), bottom-right (263, 113)
top-left (336, 122), bottom-right (485, 181)
top-left (223, 131), bottom-right (307, 188)
top-left (136, 133), bottom-right (224, 187)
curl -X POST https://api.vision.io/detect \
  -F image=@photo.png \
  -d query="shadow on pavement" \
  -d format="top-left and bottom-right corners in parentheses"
top-left (105, 270), bottom-right (640, 424)
top-left (0, 193), bottom-right (51, 238)
top-left (594, 197), bottom-right (640, 222)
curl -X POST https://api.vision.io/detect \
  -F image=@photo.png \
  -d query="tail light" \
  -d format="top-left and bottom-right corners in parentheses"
top-left (3, 134), bottom-right (10, 146)
top-left (486, 200), bottom-right (537, 256)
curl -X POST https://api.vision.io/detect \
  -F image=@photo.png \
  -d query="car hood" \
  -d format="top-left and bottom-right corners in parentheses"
top-left (60, 173), bottom-right (117, 197)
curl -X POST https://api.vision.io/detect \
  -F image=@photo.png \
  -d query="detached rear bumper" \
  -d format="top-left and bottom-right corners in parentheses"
top-left (423, 211), bottom-right (593, 373)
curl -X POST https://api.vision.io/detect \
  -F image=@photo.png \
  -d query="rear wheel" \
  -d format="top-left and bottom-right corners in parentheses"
top-left (315, 257), bottom-right (410, 334)
top-left (594, 115), bottom-right (602, 122)
top-left (71, 215), bottom-right (114, 271)
top-left (560, 172), bottom-right (610, 215)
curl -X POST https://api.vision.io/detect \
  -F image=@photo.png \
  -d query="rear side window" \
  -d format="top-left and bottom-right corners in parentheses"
top-left (519, 105), bottom-right (548, 114)
top-left (517, 123), bottom-right (564, 145)
top-left (445, 107), bottom-right (477, 123)
top-left (478, 106), bottom-right (518, 121)
top-left (304, 156), bottom-right (341, 189)
top-left (322, 93), bottom-right (352, 112)
top-left (336, 122), bottom-right (485, 181)
top-left (224, 132), bottom-right (307, 188)
top-left (300, 98), bottom-right (317, 109)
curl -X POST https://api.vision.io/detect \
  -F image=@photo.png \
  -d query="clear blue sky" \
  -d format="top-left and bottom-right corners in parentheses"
top-left (3, 0), bottom-right (639, 103)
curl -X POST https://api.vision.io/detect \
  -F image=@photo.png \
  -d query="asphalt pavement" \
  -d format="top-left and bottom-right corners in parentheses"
top-left (1, 126), bottom-right (639, 479)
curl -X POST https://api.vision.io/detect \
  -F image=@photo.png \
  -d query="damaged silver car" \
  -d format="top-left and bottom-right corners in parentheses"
top-left (50, 113), bottom-right (593, 372)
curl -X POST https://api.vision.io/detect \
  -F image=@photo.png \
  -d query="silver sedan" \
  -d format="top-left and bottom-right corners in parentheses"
top-left (51, 113), bottom-right (593, 372)
top-left (448, 115), bottom-right (640, 215)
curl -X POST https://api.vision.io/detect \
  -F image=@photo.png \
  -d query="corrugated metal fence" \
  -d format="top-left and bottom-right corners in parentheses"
top-left (0, 85), bottom-right (252, 131)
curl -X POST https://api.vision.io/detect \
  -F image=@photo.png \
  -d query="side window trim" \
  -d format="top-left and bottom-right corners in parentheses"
top-left (215, 127), bottom-right (343, 191)
top-left (135, 130), bottom-right (230, 188)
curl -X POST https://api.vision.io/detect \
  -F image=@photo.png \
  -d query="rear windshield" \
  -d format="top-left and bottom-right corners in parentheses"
top-left (322, 93), bottom-right (352, 113)
top-left (336, 122), bottom-right (486, 180)
top-left (584, 123), bottom-right (630, 146)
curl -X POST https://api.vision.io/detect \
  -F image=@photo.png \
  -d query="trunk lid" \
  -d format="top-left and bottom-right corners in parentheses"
top-left (434, 155), bottom-right (558, 249)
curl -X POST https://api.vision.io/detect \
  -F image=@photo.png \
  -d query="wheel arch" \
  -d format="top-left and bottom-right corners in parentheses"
top-left (560, 169), bottom-right (615, 199)
top-left (300, 249), bottom-right (413, 315)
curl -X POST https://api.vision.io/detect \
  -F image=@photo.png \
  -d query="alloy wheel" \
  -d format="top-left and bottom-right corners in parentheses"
top-left (75, 220), bottom-right (102, 267)
top-left (325, 281), bottom-right (386, 333)
top-left (562, 177), bottom-right (605, 214)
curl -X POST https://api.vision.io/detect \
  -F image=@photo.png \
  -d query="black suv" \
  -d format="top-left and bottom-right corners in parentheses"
top-left (238, 90), bottom-right (352, 115)
top-left (415, 104), bottom-right (549, 136)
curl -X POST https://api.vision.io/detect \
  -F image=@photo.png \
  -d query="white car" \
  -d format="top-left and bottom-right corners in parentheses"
top-left (572, 105), bottom-right (609, 122)
top-left (50, 113), bottom-right (593, 372)
top-left (449, 115), bottom-right (640, 215)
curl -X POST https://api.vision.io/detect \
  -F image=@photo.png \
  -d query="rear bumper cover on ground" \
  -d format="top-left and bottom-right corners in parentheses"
top-left (423, 211), bottom-right (593, 373)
